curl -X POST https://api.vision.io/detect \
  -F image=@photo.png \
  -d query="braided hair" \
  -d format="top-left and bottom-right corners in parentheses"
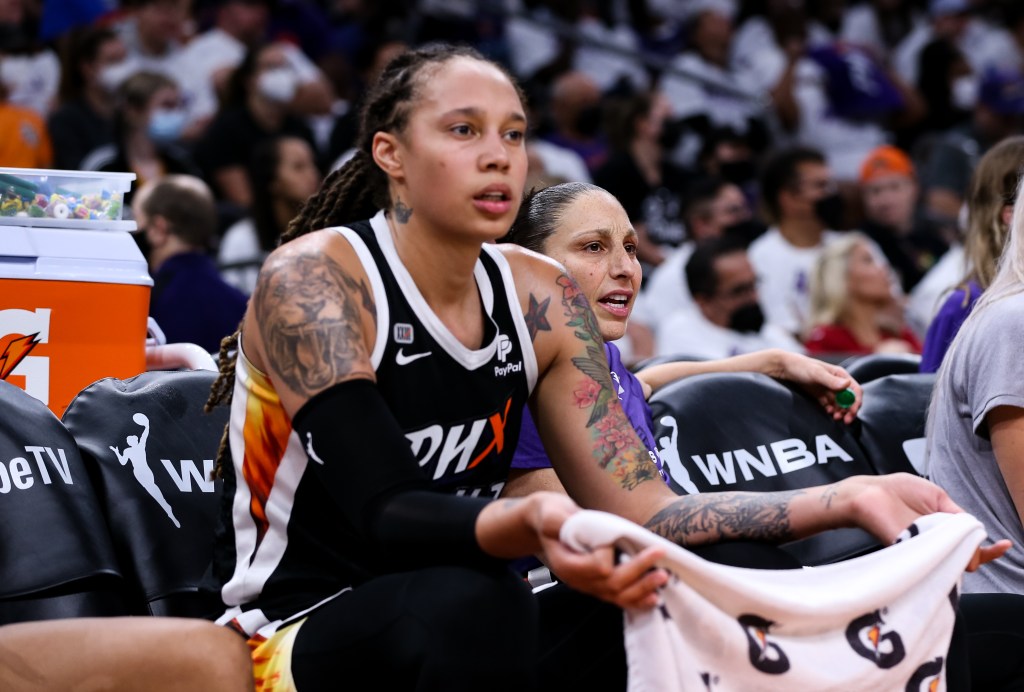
top-left (205, 43), bottom-right (525, 473)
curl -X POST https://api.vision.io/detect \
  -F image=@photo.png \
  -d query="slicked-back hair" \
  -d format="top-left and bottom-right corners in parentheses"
top-left (499, 181), bottom-right (604, 253)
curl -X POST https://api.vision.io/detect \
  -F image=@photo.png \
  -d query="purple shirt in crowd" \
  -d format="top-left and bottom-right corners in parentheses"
top-left (511, 342), bottom-right (667, 483)
top-left (920, 282), bottom-right (982, 374)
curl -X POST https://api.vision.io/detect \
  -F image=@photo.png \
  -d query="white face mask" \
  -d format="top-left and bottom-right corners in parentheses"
top-left (952, 75), bottom-right (979, 110)
top-left (257, 67), bottom-right (298, 104)
top-left (98, 61), bottom-right (135, 93)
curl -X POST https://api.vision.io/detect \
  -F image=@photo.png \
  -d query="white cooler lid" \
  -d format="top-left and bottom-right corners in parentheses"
top-left (0, 226), bottom-right (153, 286)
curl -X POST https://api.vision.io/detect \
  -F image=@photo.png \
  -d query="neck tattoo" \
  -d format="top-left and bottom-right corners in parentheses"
top-left (393, 198), bottom-right (413, 223)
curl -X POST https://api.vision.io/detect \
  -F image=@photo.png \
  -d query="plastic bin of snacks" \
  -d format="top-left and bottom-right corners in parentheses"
top-left (0, 167), bottom-right (135, 231)
top-left (0, 167), bottom-right (150, 416)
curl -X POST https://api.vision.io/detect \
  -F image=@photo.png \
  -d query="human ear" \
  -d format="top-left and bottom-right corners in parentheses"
top-left (372, 132), bottom-right (404, 182)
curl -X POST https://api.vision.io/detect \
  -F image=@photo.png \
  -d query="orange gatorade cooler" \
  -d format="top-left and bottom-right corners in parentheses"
top-left (0, 168), bottom-right (151, 416)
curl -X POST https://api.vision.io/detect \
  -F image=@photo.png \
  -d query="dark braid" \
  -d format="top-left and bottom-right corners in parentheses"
top-left (206, 43), bottom-right (525, 476)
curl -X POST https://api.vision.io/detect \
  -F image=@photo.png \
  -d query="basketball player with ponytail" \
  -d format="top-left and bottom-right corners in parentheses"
top-left (205, 44), bottom-right (1006, 691)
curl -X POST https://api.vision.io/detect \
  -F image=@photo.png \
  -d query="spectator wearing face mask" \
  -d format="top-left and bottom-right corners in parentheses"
top-left (80, 71), bottom-right (199, 206)
top-left (655, 235), bottom-right (805, 360)
top-left (47, 25), bottom-right (125, 170)
top-left (540, 70), bottom-right (608, 174)
top-left (747, 146), bottom-right (847, 337)
top-left (193, 42), bottom-right (318, 210)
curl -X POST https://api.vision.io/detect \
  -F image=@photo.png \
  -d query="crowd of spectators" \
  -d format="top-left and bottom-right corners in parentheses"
top-left (3, 0), bottom-right (1024, 362)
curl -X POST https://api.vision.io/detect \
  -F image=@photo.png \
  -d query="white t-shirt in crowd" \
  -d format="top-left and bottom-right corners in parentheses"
top-left (906, 243), bottom-right (965, 339)
top-left (655, 308), bottom-right (804, 360)
top-left (217, 217), bottom-right (265, 296)
top-left (0, 50), bottom-right (60, 117)
top-left (631, 242), bottom-right (696, 332)
top-left (529, 140), bottom-right (592, 184)
top-left (747, 227), bottom-right (842, 337)
top-left (892, 19), bottom-right (1021, 88)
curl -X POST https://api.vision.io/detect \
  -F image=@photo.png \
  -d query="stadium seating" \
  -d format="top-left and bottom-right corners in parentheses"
top-left (647, 371), bottom-right (884, 565)
top-left (62, 370), bottom-right (228, 618)
top-left (0, 381), bottom-right (129, 624)
top-left (852, 372), bottom-right (936, 477)
top-left (840, 352), bottom-right (922, 383)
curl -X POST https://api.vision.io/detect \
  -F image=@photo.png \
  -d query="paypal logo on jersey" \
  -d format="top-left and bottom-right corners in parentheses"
top-left (494, 333), bottom-right (522, 377)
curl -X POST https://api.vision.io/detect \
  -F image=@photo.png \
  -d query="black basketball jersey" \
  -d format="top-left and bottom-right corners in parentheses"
top-left (218, 211), bottom-right (537, 637)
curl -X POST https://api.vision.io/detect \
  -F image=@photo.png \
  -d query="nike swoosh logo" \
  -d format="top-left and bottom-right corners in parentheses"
top-left (396, 348), bottom-right (432, 366)
top-left (306, 432), bottom-right (325, 465)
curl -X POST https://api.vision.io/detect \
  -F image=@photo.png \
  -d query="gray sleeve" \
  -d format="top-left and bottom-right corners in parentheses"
top-left (967, 301), bottom-right (1024, 439)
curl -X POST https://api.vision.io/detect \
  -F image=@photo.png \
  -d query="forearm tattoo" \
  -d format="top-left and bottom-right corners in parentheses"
top-left (556, 274), bottom-right (658, 490)
top-left (255, 252), bottom-right (376, 395)
top-left (644, 490), bottom-right (805, 546)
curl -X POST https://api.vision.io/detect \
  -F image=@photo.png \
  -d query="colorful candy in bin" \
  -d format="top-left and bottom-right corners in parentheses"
top-left (0, 169), bottom-right (134, 229)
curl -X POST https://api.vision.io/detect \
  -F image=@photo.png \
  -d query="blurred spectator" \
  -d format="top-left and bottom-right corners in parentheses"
top-left (0, 0), bottom-right (60, 117)
top-left (913, 36), bottom-right (973, 137)
top-left (660, 2), bottom-right (767, 153)
top-left (177, 0), bottom-right (334, 138)
top-left (134, 174), bottom-right (248, 353)
top-left (326, 37), bottom-right (408, 169)
top-left (804, 232), bottom-right (921, 357)
top-left (594, 89), bottom-right (690, 268)
top-left (47, 25), bottom-right (124, 170)
top-left (893, 0), bottom-right (1021, 89)
top-left (80, 71), bottom-right (199, 204)
top-left (218, 135), bottom-right (320, 295)
top-left (113, 0), bottom-right (190, 81)
top-left (840, 0), bottom-right (925, 63)
top-left (541, 70), bottom-right (608, 173)
top-left (504, 0), bottom-right (574, 84)
top-left (193, 42), bottom-right (318, 208)
top-left (570, 2), bottom-right (650, 91)
top-left (920, 135), bottom-right (1024, 372)
top-left (631, 178), bottom-right (752, 336)
top-left (0, 81), bottom-right (52, 167)
top-left (858, 144), bottom-right (950, 293)
top-left (655, 234), bottom-right (804, 359)
top-left (748, 145), bottom-right (845, 336)
top-left (732, 2), bottom-right (917, 182)
top-left (919, 66), bottom-right (1024, 227)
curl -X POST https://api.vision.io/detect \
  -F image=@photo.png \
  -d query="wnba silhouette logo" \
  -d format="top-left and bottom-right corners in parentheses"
top-left (845, 609), bottom-right (905, 669)
top-left (738, 614), bottom-right (790, 674)
top-left (0, 308), bottom-right (50, 405)
top-left (109, 412), bottom-right (181, 528)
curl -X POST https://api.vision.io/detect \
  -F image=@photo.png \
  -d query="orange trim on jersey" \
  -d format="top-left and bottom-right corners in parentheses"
top-left (239, 362), bottom-right (293, 549)
top-left (467, 396), bottom-right (513, 469)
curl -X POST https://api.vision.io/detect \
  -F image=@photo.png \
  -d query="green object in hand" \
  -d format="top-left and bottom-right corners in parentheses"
top-left (836, 388), bottom-right (856, 409)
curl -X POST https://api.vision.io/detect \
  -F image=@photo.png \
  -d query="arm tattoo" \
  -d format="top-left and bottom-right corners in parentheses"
top-left (644, 490), bottom-right (805, 546)
top-left (255, 252), bottom-right (376, 395)
top-left (393, 197), bottom-right (413, 223)
top-left (556, 274), bottom-right (658, 490)
top-left (525, 293), bottom-right (551, 341)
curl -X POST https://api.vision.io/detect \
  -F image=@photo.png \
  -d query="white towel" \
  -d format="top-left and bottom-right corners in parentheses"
top-left (560, 511), bottom-right (985, 692)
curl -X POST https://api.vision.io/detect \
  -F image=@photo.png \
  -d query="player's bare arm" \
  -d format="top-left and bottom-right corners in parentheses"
top-left (248, 233), bottom-right (377, 413)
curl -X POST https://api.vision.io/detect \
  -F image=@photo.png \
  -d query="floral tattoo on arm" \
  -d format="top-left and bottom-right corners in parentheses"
top-left (556, 274), bottom-right (658, 490)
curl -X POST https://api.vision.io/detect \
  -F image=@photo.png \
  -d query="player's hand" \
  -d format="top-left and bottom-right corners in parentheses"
top-left (770, 352), bottom-right (862, 423)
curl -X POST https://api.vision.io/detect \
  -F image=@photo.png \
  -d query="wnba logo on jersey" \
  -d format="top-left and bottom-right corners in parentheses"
top-left (0, 308), bottom-right (51, 405)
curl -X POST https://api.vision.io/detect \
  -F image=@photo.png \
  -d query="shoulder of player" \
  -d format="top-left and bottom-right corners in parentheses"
top-left (493, 242), bottom-right (568, 292)
top-left (259, 228), bottom-right (370, 289)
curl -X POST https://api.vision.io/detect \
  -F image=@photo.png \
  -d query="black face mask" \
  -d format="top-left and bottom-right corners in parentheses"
top-left (728, 302), bottom-right (765, 334)
top-left (813, 193), bottom-right (845, 229)
top-left (719, 159), bottom-right (757, 185)
top-left (574, 104), bottom-right (603, 138)
top-left (722, 219), bottom-right (767, 245)
top-left (658, 118), bottom-right (686, 150)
